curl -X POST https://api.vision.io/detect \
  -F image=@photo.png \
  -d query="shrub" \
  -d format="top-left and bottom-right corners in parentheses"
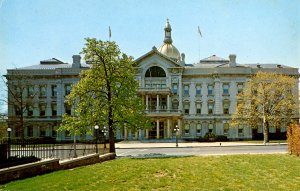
top-left (203, 132), bottom-right (217, 142)
top-left (287, 124), bottom-right (300, 156)
top-left (216, 135), bottom-right (228, 142)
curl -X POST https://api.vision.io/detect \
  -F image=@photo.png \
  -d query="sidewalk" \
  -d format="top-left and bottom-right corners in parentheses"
top-left (115, 141), bottom-right (287, 149)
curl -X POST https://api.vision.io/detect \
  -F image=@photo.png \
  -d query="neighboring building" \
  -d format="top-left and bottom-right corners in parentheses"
top-left (5, 20), bottom-right (299, 141)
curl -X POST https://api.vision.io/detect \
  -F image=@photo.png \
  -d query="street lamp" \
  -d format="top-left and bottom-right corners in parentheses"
top-left (174, 125), bottom-right (180, 147)
top-left (94, 125), bottom-right (99, 153)
top-left (102, 126), bottom-right (107, 153)
top-left (7, 128), bottom-right (11, 159)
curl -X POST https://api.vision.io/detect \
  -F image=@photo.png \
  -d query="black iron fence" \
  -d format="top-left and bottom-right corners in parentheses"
top-left (0, 137), bottom-right (107, 161)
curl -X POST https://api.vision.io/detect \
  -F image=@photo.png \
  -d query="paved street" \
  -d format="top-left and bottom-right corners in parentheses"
top-left (116, 144), bottom-right (288, 157)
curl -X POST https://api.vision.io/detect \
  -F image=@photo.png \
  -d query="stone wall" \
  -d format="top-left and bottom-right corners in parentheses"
top-left (0, 158), bottom-right (60, 184)
top-left (0, 153), bottom-right (116, 184)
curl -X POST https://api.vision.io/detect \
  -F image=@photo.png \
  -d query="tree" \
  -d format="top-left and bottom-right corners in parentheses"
top-left (1, 74), bottom-right (38, 141)
top-left (59, 39), bottom-right (150, 153)
top-left (231, 71), bottom-right (298, 144)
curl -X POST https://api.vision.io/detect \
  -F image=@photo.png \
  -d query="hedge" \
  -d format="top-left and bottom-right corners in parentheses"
top-left (287, 124), bottom-right (300, 156)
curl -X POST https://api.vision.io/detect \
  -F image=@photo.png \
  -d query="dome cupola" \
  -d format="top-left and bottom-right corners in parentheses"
top-left (158, 19), bottom-right (181, 62)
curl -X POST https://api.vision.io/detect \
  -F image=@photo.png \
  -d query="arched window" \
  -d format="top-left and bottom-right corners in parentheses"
top-left (145, 66), bottom-right (166, 77)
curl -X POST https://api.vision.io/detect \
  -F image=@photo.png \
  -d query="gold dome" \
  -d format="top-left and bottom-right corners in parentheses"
top-left (158, 19), bottom-right (181, 61)
top-left (158, 43), bottom-right (181, 61)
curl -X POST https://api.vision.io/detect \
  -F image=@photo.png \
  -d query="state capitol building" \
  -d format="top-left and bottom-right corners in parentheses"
top-left (6, 20), bottom-right (299, 141)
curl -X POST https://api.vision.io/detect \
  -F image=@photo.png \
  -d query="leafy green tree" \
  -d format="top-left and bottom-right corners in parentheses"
top-left (59, 39), bottom-right (150, 153)
top-left (231, 71), bottom-right (298, 144)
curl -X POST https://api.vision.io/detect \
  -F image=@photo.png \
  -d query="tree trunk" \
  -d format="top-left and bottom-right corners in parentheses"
top-left (73, 132), bottom-right (77, 158)
top-left (109, 127), bottom-right (115, 153)
top-left (263, 122), bottom-right (269, 144)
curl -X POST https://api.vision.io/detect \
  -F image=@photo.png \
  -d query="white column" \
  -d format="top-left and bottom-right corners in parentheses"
top-left (156, 94), bottom-right (159, 111)
top-left (156, 119), bottom-right (160, 139)
top-left (177, 118), bottom-right (182, 137)
top-left (230, 81), bottom-right (237, 114)
top-left (214, 79), bottom-right (221, 114)
top-left (124, 126), bottom-right (128, 140)
top-left (167, 119), bottom-right (171, 138)
top-left (146, 129), bottom-right (149, 139)
top-left (56, 80), bottom-right (63, 116)
top-left (146, 95), bottom-right (149, 110)
top-left (167, 94), bottom-right (170, 111)
top-left (202, 82), bottom-right (208, 114)
top-left (138, 129), bottom-right (142, 140)
top-left (178, 76), bottom-right (183, 112)
top-left (129, 129), bottom-right (132, 140)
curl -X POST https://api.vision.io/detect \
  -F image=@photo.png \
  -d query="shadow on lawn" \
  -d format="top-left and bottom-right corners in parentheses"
top-left (118, 153), bottom-right (193, 159)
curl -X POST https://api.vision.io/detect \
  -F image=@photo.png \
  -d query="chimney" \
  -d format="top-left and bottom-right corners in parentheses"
top-left (229, 54), bottom-right (236, 67)
top-left (72, 55), bottom-right (81, 68)
top-left (181, 53), bottom-right (185, 65)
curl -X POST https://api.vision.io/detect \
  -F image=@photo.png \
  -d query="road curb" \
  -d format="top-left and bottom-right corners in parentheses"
top-left (116, 143), bottom-right (287, 149)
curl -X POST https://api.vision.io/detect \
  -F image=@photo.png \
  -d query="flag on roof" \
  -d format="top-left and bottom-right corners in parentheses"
top-left (198, 26), bottom-right (202, 37)
top-left (109, 26), bottom-right (111, 38)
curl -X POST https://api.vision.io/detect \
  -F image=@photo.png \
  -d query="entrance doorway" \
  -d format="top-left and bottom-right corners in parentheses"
top-left (148, 121), bottom-right (164, 139)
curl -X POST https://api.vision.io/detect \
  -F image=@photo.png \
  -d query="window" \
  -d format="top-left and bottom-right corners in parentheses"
top-left (40, 85), bottom-right (47, 97)
top-left (51, 85), bottom-right (57, 97)
top-left (223, 84), bottom-right (229, 95)
top-left (184, 85), bottom-right (189, 96)
top-left (161, 98), bottom-right (167, 110)
top-left (52, 126), bottom-right (57, 137)
top-left (208, 123), bottom-right (214, 133)
top-left (14, 86), bottom-right (21, 97)
top-left (269, 127), bottom-right (276, 133)
top-left (27, 86), bottom-right (34, 97)
top-left (196, 123), bottom-right (202, 134)
top-left (280, 127), bottom-right (287, 133)
top-left (40, 104), bottom-right (46, 117)
top-left (196, 84), bottom-right (201, 96)
top-left (172, 101), bottom-right (178, 110)
top-left (65, 104), bottom-right (71, 115)
top-left (172, 84), bottom-right (178, 94)
top-left (15, 106), bottom-right (21, 116)
top-left (223, 101), bottom-right (230, 114)
top-left (145, 66), bottom-right (166, 77)
top-left (196, 102), bottom-right (201, 114)
top-left (184, 103), bottom-right (189, 114)
top-left (27, 126), bottom-right (33, 137)
top-left (184, 123), bottom-right (190, 134)
top-left (52, 104), bottom-right (57, 116)
top-left (40, 127), bottom-right (46, 137)
top-left (208, 85), bottom-right (213, 95)
top-left (27, 105), bottom-right (33, 117)
top-left (224, 123), bottom-right (229, 135)
top-left (238, 125), bottom-right (244, 135)
top-left (65, 130), bottom-right (71, 138)
top-left (237, 83), bottom-right (244, 94)
top-left (208, 101), bottom-right (214, 114)
top-left (65, 84), bottom-right (71, 96)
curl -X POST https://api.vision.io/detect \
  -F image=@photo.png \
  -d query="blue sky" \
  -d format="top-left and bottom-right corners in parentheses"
top-left (0, 0), bottom-right (299, 71)
top-left (0, 0), bottom-right (299, 113)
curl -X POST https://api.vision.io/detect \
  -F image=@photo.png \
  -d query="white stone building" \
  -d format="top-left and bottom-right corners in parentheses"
top-left (6, 20), bottom-right (299, 141)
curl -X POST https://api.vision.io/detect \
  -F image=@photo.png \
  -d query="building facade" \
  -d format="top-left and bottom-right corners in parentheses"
top-left (6, 20), bottom-right (299, 141)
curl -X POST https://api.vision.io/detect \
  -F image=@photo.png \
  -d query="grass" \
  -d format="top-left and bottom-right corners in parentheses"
top-left (1, 154), bottom-right (300, 191)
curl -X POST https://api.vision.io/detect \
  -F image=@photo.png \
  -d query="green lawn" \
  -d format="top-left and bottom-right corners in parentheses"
top-left (1, 154), bottom-right (300, 191)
